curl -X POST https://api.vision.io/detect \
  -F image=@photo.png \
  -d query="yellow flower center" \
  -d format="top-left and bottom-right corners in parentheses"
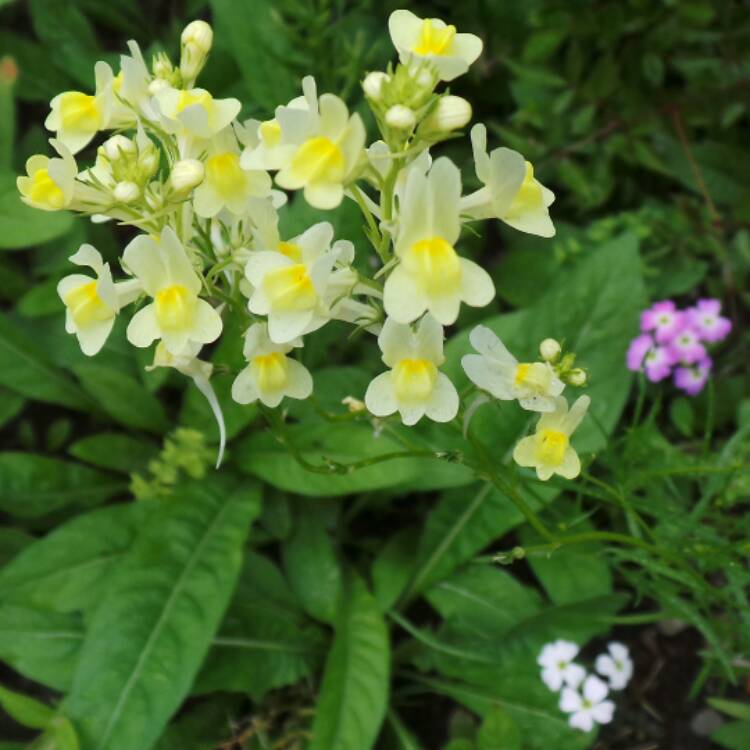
top-left (536, 429), bottom-right (568, 467)
top-left (413, 19), bottom-right (456, 56)
top-left (505, 162), bottom-right (543, 219)
top-left (263, 264), bottom-right (317, 311)
top-left (277, 241), bottom-right (303, 262)
top-left (290, 136), bottom-right (345, 184)
top-left (393, 358), bottom-right (437, 403)
top-left (259, 119), bottom-right (282, 147)
top-left (403, 236), bottom-right (461, 295)
top-left (205, 152), bottom-right (247, 198)
top-left (514, 362), bottom-right (552, 393)
top-left (28, 168), bottom-right (65, 209)
top-left (177, 89), bottom-right (214, 114)
top-left (155, 284), bottom-right (195, 331)
top-left (252, 351), bottom-right (289, 393)
top-left (64, 280), bottom-right (112, 326)
top-left (59, 92), bottom-right (101, 132)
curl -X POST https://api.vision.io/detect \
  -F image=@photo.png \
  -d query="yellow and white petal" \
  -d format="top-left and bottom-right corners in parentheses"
top-left (161, 227), bottom-right (201, 294)
top-left (426, 292), bottom-right (461, 326)
top-left (414, 313), bottom-right (445, 365)
top-left (192, 298), bottom-right (223, 344)
top-left (388, 10), bottom-right (423, 55)
top-left (429, 157), bottom-right (461, 245)
top-left (502, 206), bottom-right (556, 238)
top-left (127, 303), bottom-right (160, 347)
top-left (512, 435), bottom-right (538, 468)
top-left (365, 371), bottom-right (398, 417)
top-left (231, 366), bottom-right (259, 405)
top-left (285, 358), bottom-right (313, 400)
top-left (378, 317), bottom-right (414, 368)
top-left (557, 447), bottom-right (581, 479)
top-left (425, 372), bottom-right (459, 422)
top-left (383, 264), bottom-right (428, 324)
top-left (459, 257), bottom-right (495, 308)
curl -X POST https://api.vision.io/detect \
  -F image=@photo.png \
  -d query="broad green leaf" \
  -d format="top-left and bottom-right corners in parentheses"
top-left (0, 453), bottom-right (125, 518)
top-left (153, 697), bottom-right (245, 750)
top-left (0, 683), bottom-right (55, 729)
top-left (64, 476), bottom-right (261, 750)
top-left (372, 528), bottom-right (420, 612)
top-left (477, 708), bottom-right (521, 750)
top-left (709, 699), bottom-right (750, 722)
top-left (309, 576), bottom-right (389, 750)
top-left (68, 433), bottom-right (159, 475)
top-left (282, 500), bottom-right (342, 623)
top-left (712, 720), bottom-right (750, 750)
top-left (0, 386), bottom-right (24, 428)
top-left (0, 527), bottom-right (32, 566)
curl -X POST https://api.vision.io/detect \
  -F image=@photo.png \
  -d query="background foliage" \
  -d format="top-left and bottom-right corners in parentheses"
top-left (0, 1), bottom-right (748, 749)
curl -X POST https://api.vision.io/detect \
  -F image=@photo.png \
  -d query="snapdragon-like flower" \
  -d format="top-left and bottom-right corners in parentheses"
top-left (595, 642), bottom-right (633, 691)
top-left (17, 139), bottom-right (77, 211)
top-left (123, 227), bottom-right (222, 354)
top-left (274, 76), bottom-right (366, 209)
top-left (193, 127), bottom-right (271, 217)
top-left (57, 244), bottom-right (140, 356)
top-left (687, 298), bottom-right (732, 342)
top-left (244, 221), bottom-right (353, 343)
top-left (384, 157), bottom-right (494, 325)
top-left (559, 675), bottom-right (615, 732)
top-left (513, 395), bottom-right (590, 480)
top-left (461, 124), bottom-right (555, 237)
top-left (365, 314), bottom-right (459, 425)
top-left (462, 326), bottom-right (565, 412)
top-left (155, 86), bottom-right (241, 140)
top-left (388, 10), bottom-right (483, 82)
top-left (231, 323), bottom-right (313, 408)
top-left (537, 641), bottom-right (586, 692)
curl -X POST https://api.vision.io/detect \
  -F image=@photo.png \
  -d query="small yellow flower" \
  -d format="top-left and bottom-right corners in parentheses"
top-left (154, 86), bottom-right (241, 139)
top-left (17, 140), bottom-right (77, 211)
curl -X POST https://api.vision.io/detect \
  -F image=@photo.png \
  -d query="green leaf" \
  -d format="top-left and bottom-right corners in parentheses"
top-left (309, 576), bottom-right (390, 750)
top-left (282, 500), bottom-right (343, 624)
top-left (477, 708), bottom-right (521, 750)
top-left (0, 453), bottom-right (125, 518)
top-left (0, 683), bottom-right (55, 729)
top-left (68, 433), bottom-right (159, 474)
top-left (712, 720), bottom-right (750, 750)
top-left (0, 386), bottom-right (24, 428)
top-left (64, 476), bottom-right (261, 750)
top-left (0, 312), bottom-right (92, 410)
top-left (372, 528), bottom-right (420, 612)
top-left (708, 699), bottom-right (750, 722)
top-left (0, 527), bottom-right (33, 566)
top-left (0, 173), bottom-right (74, 250)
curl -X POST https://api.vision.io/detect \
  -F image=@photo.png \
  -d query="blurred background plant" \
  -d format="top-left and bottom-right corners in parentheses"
top-left (0, 1), bottom-right (748, 749)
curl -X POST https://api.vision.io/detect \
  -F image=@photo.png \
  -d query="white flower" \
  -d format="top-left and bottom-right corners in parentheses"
top-left (193, 127), bottom-right (271, 217)
top-left (231, 323), bottom-right (312, 408)
top-left (44, 62), bottom-right (115, 154)
top-left (123, 227), bottom-right (222, 354)
top-left (461, 326), bottom-right (564, 412)
top-left (388, 10), bottom-right (483, 82)
top-left (461, 124), bottom-right (555, 238)
top-left (384, 157), bottom-right (494, 326)
top-left (273, 76), bottom-right (366, 209)
top-left (17, 139), bottom-right (77, 211)
top-left (513, 395), bottom-right (590, 481)
top-left (57, 244), bottom-right (140, 356)
top-left (154, 86), bottom-right (241, 139)
top-left (244, 221), bottom-right (352, 344)
top-left (537, 640), bottom-right (586, 692)
top-left (559, 674), bottom-right (615, 733)
top-left (595, 642), bottom-right (633, 691)
top-left (364, 314), bottom-right (459, 426)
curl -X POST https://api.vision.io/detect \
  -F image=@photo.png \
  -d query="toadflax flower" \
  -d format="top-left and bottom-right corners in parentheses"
top-left (461, 326), bottom-right (565, 412)
top-left (365, 314), bottom-right (459, 425)
top-left (57, 244), bottom-right (140, 356)
top-left (384, 157), bottom-right (494, 325)
top-left (595, 642), bottom-right (633, 691)
top-left (640, 300), bottom-right (684, 344)
top-left (559, 674), bottom-right (615, 732)
top-left (17, 139), bottom-right (77, 212)
top-left (461, 124), bottom-right (555, 237)
top-left (686, 298), bottom-right (732, 343)
top-left (388, 10), bottom-right (483, 82)
top-left (513, 395), bottom-right (590, 480)
top-left (123, 227), bottom-right (222, 354)
top-left (154, 86), bottom-right (241, 140)
top-left (537, 640), bottom-right (586, 692)
top-left (231, 323), bottom-right (313, 408)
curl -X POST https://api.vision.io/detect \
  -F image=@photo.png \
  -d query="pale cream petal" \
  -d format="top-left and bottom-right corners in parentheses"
top-left (268, 308), bottom-right (314, 344)
top-left (193, 183), bottom-right (223, 218)
top-left (304, 181), bottom-right (344, 210)
top-left (69, 244), bottom-right (104, 272)
top-left (398, 402), bottom-right (426, 426)
top-left (318, 94), bottom-right (349, 139)
top-left (126, 303), bottom-right (160, 347)
top-left (383, 265), bottom-right (427, 324)
top-left (415, 313), bottom-right (445, 365)
top-left (513, 435), bottom-right (538, 468)
top-left (430, 157), bottom-right (461, 244)
top-left (364, 371), bottom-right (397, 417)
top-left (285, 359), bottom-right (313, 400)
top-left (297, 221), bottom-right (334, 261)
top-left (192, 299), bottom-right (223, 344)
top-left (425, 372), bottom-right (459, 423)
top-left (426, 292), bottom-right (461, 326)
top-left (231, 367), bottom-right (259, 405)
top-left (378, 317), bottom-right (414, 368)
top-left (461, 355), bottom-right (514, 399)
top-left (469, 325), bottom-right (516, 365)
top-left (503, 208), bottom-right (556, 238)
top-left (451, 33), bottom-right (483, 66)
top-left (470, 124), bottom-right (491, 184)
top-left (388, 9), bottom-right (422, 54)
top-left (77, 318), bottom-right (115, 357)
top-left (245, 250), bottom-right (292, 287)
top-left (556, 447), bottom-right (581, 479)
top-left (57, 274), bottom-right (94, 301)
top-left (122, 234), bottom-right (166, 296)
top-left (564, 394), bottom-right (591, 435)
top-left (431, 56), bottom-right (470, 83)
top-left (489, 147), bottom-right (527, 215)
top-left (161, 227), bottom-right (201, 293)
top-left (394, 168), bottom-right (430, 257)
top-left (340, 113), bottom-right (366, 173)
top-left (459, 258), bottom-right (495, 308)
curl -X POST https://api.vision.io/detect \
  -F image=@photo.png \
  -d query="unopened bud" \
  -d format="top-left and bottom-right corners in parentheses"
top-left (180, 20), bottom-right (213, 83)
top-left (363, 71), bottom-right (388, 101)
top-left (138, 148), bottom-right (159, 177)
top-left (170, 159), bottom-right (204, 193)
top-left (342, 396), bottom-right (366, 413)
top-left (385, 104), bottom-right (416, 131)
top-left (101, 135), bottom-right (136, 162)
top-left (421, 95), bottom-right (472, 134)
top-left (148, 78), bottom-right (170, 96)
top-left (568, 368), bottom-right (587, 387)
top-left (152, 53), bottom-right (174, 80)
top-left (539, 338), bottom-right (561, 362)
top-left (113, 181), bottom-right (140, 203)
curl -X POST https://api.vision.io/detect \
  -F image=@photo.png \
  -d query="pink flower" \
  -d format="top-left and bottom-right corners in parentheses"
top-left (687, 299), bottom-right (732, 343)
top-left (626, 334), bottom-right (654, 371)
top-left (643, 345), bottom-right (673, 382)
top-left (674, 357), bottom-right (712, 396)
top-left (640, 300), bottom-right (685, 344)
top-left (668, 327), bottom-right (707, 365)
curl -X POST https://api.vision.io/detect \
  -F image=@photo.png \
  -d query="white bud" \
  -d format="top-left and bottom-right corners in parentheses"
top-left (385, 104), bottom-right (416, 131)
top-left (415, 68), bottom-right (434, 88)
top-left (170, 159), bottom-right (204, 193)
top-left (101, 135), bottom-right (136, 162)
top-left (363, 72), bottom-right (388, 101)
top-left (138, 149), bottom-right (159, 177)
top-left (148, 78), bottom-right (170, 96)
top-left (568, 369), bottom-right (587, 387)
top-left (180, 20), bottom-right (213, 83)
top-left (181, 20), bottom-right (213, 53)
top-left (113, 181), bottom-right (140, 204)
top-left (421, 96), bottom-right (472, 134)
top-left (342, 396), bottom-right (366, 413)
top-left (539, 338), bottom-right (561, 362)
top-left (152, 54), bottom-right (173, 79)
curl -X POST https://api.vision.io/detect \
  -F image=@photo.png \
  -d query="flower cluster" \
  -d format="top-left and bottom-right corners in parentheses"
top-left (17, 11), bottom-right (593, 478)
top-left (626, 299), bottom-right (731, 396)
top-left (538, 640), bottom-right (633, 732)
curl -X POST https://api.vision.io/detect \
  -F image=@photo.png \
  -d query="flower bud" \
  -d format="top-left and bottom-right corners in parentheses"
top-left (342, 395), bottom-right (366, 413)
top-left (539, 338), bottom-right (561, 362)
top-left (113, 181), bottom-right (140, 203)
top-left (568, 368), bottom-right (587, 387)
top-left (385, 104), bottom-right (416, 131)
top-left (363, 71), bottom-right (388, 101)
top-left (421, 96), bottom-right (472, 134)
top-left (180, 20), bottom-right (213, 83)
top-left (170, 159), bottom-right (204, 193)
top-left (101, 135), bottom-right (136, 162)
top-left (152, 53), bottom-right (174, 80)
top-left (148, 78), bottom-right (170, 96)
top-left (181, 20), bottom-right (213, 51)
top-left (138, 148), bottom-right (159, 178)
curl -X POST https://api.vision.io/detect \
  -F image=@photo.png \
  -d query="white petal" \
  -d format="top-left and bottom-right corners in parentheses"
top-left (609, 642), bottom-right (629, 661)
top-left (127, 304), bottom-right (159, 347)
top-left (591, 701), bottom-right (615, 725)
top-left (398, 402), bottom-right (426, 426)
top-left (564, 663), bottom-right (586, 689)
top-left (425, 373), bottom-right (459, 423)
top-left (388, 9), bottom-right (422, 53)
top-left (231, 367), bottom-right (259, 405)
top-left (285, 359), bottom-right (313, 400)
top-left (469, 325), bottom-right (516, 365)
top-left (378, 317), bottom-right (414, 368)
top-left (192, 299), bottom-right (223, 344)
top-left (161, 227), bottom-right (201, 293)
top-left (429, 157), bottom-right (461, 245)
top-left (583, 675), bottom-right (609, 704)
top-left (268, 308), bottom-right (314, 344)
top-left (489, 147), bottom-right (526, 215)
top-left (461, 355), bottom-right (514, 400)
top-left (77, 318), bottom-right (115, 356)
top-left (595, 654), bottom-right (616, 679)
top-left (541, 667), bottom-right (563, 692)
top-left (365, 371), bottom-right (397, 417)
top-left (568, 710), bottom-right (594, 733)
top-left (304, 181), bottom-right (344, 210)
top-left (415, 313), bottom-right (444, 364)
top-left (558, 687), bottom-right (582, 713)
top-left (383, 265), bottom-right (427, 324)
top-left (503, 207), bottom-right (556, 238)
top-left (123, 235), bottom-right (165, 296)
top-left (459, 258), bottom-right (495, 308)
